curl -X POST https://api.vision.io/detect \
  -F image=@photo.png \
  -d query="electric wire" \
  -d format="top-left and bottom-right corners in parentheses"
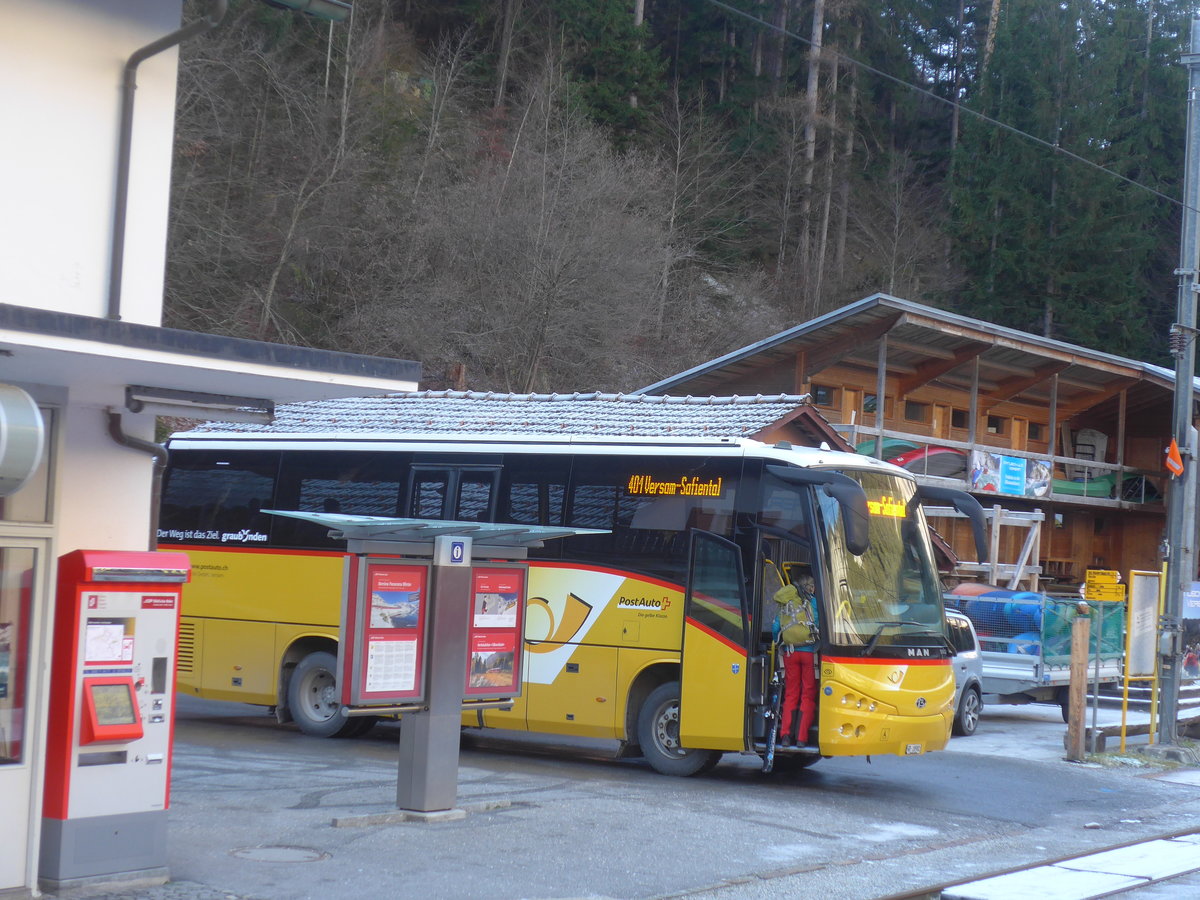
top-left (706, 0), bottom-right (1185, 210)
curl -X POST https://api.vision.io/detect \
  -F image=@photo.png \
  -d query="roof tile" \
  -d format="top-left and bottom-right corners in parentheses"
top-left (187, 390), bottom-right (812, 439)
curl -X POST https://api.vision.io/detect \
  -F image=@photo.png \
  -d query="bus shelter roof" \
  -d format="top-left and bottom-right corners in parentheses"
top-left (263, 510), bottom-right (608, 546)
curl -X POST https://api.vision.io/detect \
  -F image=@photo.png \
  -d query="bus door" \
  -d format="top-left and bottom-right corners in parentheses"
top-left (679, 530), bottom-right (751, 750)
top-left (408, 465), bottom-right (500, 521)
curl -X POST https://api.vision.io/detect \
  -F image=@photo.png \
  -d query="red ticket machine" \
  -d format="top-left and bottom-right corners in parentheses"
top-left (40, 550), bottom-right (190, 890)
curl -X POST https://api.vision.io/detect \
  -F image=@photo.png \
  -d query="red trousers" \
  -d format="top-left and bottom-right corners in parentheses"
top-left (781, 649), bottom-right (816, 743)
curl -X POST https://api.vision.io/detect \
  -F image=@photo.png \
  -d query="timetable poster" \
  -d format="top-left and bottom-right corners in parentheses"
top-left (464, 567), bottom-right (525, 698)
top-left (359, 563), bottom-right (428, 701)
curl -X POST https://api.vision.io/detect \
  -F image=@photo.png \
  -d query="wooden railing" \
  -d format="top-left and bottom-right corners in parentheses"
top-left (834, 424), bottom-right (1163, 507)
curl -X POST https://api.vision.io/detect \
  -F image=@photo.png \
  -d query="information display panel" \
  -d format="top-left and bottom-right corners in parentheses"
top-left (79, 676), bottom-right (143, 744)
top-left (464, 566), bottom-right (525, 700)
top-left (345, 561), bottom-right (430, 705)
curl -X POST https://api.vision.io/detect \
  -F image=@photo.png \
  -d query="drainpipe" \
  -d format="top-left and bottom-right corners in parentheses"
top-left (108, 0), bottom-right (228, 321)
top-left (107, 411), bottom-right (169, 550)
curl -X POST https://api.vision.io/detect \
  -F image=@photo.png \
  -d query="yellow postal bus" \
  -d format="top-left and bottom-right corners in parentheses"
top-left (158, 397), bottom-right (985, 775)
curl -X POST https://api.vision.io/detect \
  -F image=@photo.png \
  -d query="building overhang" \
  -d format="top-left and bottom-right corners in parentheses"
top-left (0, 303), bottom-right (419, 409)
top-left (638, 293), bottom-right (1182, 420)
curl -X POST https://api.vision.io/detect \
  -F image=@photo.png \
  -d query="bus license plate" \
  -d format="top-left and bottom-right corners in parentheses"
top-left (905, 743), bottom-right (922, 755)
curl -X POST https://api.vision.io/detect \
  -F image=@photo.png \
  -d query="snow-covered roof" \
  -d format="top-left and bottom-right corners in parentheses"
top-left (182, 390), bottom-right (817, 440)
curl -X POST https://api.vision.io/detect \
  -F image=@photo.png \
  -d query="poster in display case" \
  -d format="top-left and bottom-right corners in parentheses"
top-left (464, 566), bottom-right (525, 699)
top-left (346, 562), bottom-right (430, 705)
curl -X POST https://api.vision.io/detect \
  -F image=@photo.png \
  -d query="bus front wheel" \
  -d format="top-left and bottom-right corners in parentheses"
top-left (637, 682), bottom-right (722, 777)
top-left (288, 650), bottom-right (361, 738)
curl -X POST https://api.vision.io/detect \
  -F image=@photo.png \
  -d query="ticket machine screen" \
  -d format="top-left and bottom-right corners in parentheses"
top-left (81, 677), bottom-right (143, 744)
top-left (92, 683), bottom-right (136, 725)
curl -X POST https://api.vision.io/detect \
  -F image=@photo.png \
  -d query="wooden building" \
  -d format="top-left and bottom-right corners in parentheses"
top-left (641, 294), bottom-right (1181, 590)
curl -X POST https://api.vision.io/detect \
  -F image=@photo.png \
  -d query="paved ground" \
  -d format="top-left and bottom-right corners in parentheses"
top-left (34, 697), bottom-right (1200, 900)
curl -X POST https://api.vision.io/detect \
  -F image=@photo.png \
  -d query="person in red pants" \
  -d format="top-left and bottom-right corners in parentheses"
top-left (773, 572), bottom-right (820, 747)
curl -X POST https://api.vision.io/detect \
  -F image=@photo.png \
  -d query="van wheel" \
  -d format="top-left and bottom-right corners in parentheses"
top-left (288, 650), bottom-right (359, 738)
top-left (636, 682), bottom-right (722, 777)
top-left (954, 686), bottom-right (982, 736)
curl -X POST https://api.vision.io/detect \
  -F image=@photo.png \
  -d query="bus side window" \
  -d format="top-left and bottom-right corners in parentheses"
top-left (506, 483), bottom-right (541, 524)
top-left (498, 456), bottom-right (569, 527)
top-left (456, 471), bottom-right (498, 521)
top-left (272, 451), bottom-right (404, 547)
top-left (410, 470), bottom-right (450, 518)
top-left (158, 451), bottom-right (279, 545)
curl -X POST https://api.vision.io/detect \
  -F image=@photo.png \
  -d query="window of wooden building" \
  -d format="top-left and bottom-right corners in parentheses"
top-left (811, 384), bottom-right (837, 407)
top-left (904, 400), bottom-right (930, 424)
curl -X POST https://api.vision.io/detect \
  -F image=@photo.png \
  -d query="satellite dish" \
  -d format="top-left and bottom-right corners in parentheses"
top-left (0, 384), bottom-right (44, 496)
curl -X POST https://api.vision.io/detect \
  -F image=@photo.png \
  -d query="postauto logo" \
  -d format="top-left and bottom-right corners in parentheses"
top-left (616, 596), bottom-right (672, 611)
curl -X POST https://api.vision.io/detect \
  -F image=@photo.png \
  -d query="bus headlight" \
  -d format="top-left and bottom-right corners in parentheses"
top-left (840, 691), bottom-right (879, 714)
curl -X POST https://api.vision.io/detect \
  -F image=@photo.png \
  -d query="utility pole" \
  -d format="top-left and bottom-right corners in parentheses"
top-left (1162, 19), bottom-right (1200, 745)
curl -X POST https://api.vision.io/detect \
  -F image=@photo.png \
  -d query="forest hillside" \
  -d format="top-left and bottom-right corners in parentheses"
top-left (165, 0), bottom-right (1191, 392)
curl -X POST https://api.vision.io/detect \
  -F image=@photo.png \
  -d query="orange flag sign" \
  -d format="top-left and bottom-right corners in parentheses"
top-left (1166, 439), bottom-right (1185, 477)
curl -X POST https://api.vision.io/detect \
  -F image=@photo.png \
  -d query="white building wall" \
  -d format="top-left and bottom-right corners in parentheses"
top-left (0, 0), bottom-right (183, 326)
top-left (56, 402), bottom-right (156, 555)
top-left (0, 0), bottom-right (182, 892)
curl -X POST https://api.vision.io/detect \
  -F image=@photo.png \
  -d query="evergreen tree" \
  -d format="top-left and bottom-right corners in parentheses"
top-left (949, 0), bottom-right (1184, 363)
top-left (553, 0), bottom-right (664, 134)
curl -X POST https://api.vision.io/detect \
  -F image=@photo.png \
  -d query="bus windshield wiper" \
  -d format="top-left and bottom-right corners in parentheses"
top-left (863, 620), bottom-right (926, 655)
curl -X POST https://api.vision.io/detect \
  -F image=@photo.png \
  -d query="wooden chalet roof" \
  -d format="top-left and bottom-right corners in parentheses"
top-left (639, 294), bottom-right (1182, 428)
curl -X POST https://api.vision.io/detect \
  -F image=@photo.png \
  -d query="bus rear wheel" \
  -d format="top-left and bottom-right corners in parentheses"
top-left (637, 682), bottom-right (722, 777)
top-left (288, 650), bottom-right (361, 738)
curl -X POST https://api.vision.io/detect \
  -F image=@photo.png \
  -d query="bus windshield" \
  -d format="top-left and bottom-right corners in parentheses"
top-left (816, 470), bottom-right (946, 651)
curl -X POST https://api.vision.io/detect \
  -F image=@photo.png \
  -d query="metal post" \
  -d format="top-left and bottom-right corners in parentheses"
top-left (1162, 20), bottom-right (1200, 745)
top-left (396, 536), bottom-right (473, 812)
top-left (874, 336), bottom-right (888, 459)
top-left (1066, 609), bottom-right (1091, 762)
top-left (1090, 602), bottom-right (1102, 754)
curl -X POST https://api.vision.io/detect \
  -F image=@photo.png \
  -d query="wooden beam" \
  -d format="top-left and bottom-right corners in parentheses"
top-left (981, 361), bottom-right (1071, 409)
top-left (803, 312), bottom-right (902, 376)
top-left (969, 357), bottom-right (979, 444)
top-left (843, 354), bottom-right (919, 374)
top-left (884, 338), bottom-right (959, 360)
top-left (896, 342), bottom-right (988, 397)
top-left (976, 358), bottom-right (1040, 377)
top-left (1054, 377), bottom-right (1139, 421)
top-left (1057, 373), bottom-right (1119, 390)
top-left (900, 313), bottom-right (1148, 379)
top-left (793, 350), bottom-right (808, 395)
top-left (1116, 389), bottom-right (1127, 496)
top-left (1047, 373), bottom-right (1059, 460)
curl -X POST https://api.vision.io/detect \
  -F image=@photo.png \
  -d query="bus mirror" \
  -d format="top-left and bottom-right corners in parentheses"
top-left (916, 486), bottom-right (988, 563)
top-left (822, 482), bottom-right (870, 556)
top-left (765, 465), bottom-right (870, 556)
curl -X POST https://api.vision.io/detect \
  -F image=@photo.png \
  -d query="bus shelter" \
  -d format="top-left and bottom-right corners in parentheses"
top-left (265, 512), bottom-right (604, 815)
